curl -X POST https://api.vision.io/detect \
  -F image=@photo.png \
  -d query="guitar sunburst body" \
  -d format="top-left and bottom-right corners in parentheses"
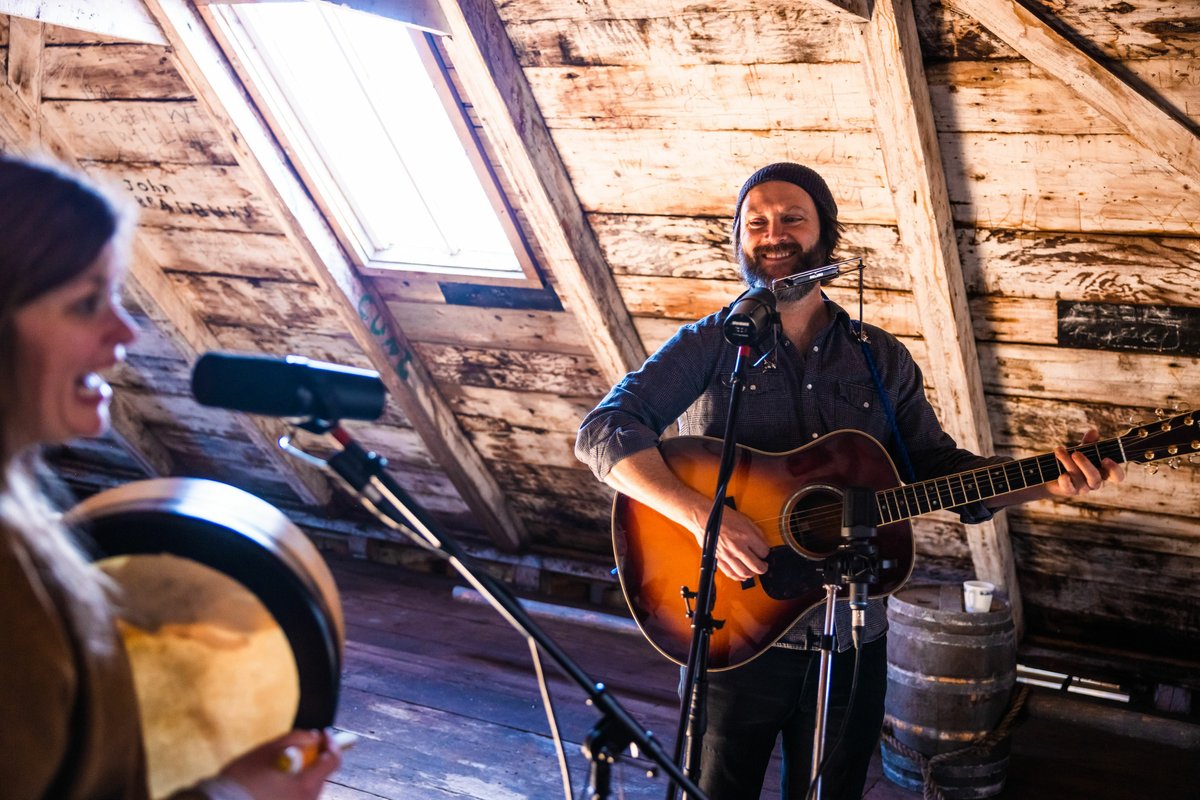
top-left (613, 431), bottom-right (915, 671)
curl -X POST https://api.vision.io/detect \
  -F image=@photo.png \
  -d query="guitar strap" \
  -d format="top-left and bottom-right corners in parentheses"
top-left (851, 319), bottom-right (917, 483)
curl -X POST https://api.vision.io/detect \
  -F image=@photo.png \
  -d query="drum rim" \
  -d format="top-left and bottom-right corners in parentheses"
top-left (68, 477), bottom-right (345, 644)
top-left (68, 478), bottom-right (343, 729)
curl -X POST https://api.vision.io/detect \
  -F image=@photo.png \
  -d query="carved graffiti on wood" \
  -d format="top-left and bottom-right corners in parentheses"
top-left (119, 174), bottom-right (257, 223)
top-left (1057, 300), bottom-right (1200, 356)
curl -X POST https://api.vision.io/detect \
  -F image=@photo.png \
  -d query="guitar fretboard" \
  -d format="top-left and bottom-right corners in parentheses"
top-left (875, 438), bottom-right (1124, 525)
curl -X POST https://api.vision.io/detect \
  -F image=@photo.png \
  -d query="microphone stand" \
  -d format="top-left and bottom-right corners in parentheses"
top-left (668, 342), bottom-right (766, 799)
top-left (298, 420), bottom-right (706, 800)
top-left (664, 290), bottom-right (776, 799)
top-left (807, 487), bottom-right (880, 800)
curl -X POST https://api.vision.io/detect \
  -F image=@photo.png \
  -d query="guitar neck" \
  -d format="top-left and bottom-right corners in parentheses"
top-left (875, 437), bottom-right (1124, 525)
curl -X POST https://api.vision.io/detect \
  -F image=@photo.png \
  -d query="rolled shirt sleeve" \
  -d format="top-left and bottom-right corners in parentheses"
top-left (576, 321), bottom-right (715, 480)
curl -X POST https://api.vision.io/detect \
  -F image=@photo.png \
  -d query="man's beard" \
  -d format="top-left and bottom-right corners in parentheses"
top-left (738, 243), bottom-right (827, 304)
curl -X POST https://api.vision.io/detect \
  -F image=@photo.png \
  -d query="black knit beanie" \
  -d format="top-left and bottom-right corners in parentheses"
top-left (731, 162), bottom-right (838, 245)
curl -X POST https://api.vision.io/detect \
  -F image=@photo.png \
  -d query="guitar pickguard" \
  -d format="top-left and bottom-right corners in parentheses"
top-left (759, 547), bottom-right (826, 600)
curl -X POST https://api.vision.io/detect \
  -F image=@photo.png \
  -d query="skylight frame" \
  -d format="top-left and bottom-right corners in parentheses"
top-left (200, 1), bottom-right (542, 286)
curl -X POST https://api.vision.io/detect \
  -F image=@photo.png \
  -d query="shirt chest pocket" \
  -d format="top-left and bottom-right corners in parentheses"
top-left (720, 366), bottom-right (783, 395)
top-left (833, 379), bottom-right (886, 437)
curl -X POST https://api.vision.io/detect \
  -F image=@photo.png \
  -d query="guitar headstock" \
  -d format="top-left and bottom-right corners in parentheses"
top-left (1120, 406), bottom-right (1199, 473)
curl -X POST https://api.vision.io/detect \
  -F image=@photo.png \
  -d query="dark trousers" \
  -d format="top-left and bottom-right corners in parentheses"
top-left (687, 637), bottom-right (888, 800)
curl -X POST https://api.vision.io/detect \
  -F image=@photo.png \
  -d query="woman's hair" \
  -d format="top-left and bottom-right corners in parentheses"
top-left (0, 156), bottom-right (132, 647)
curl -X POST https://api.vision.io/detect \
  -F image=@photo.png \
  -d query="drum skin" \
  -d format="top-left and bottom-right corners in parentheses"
top-left (67, 477), bottom-right (344, 733)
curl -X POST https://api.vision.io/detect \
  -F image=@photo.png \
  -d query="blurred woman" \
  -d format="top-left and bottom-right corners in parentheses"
top-left (0, 155), bottom-right (341, 800)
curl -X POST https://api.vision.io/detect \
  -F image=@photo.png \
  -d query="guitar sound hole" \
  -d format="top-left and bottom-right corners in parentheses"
top-left (784, 486), bottom-right (843, 558)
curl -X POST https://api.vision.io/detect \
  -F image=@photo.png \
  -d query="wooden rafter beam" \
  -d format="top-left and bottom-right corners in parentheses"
top-left (142, 0), bottom-right (528, 550)
top-left (436, 0), bottom-right (648, 386)
top-left (0, 0), bottom-right (167, 44)
top-left (954, 0), bottom-right (1200, 185)
top-left (0, 35), bottom-right (331, 502)
top-left (6, 15), bottom-right (42, 138)
top-left (811, 0), bottom-right (872, 22)
top-left (852, 0), bottom-right (1023, 631)
top-left (0, 29), bottom-right (34, 143)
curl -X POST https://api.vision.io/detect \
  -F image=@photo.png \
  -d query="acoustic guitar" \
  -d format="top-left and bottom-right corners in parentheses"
top-left (612, 410), bottom-right (1197, 670)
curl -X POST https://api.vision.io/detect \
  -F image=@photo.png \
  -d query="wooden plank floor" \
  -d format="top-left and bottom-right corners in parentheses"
top-left (321, 556), bottom-right (1200, 800)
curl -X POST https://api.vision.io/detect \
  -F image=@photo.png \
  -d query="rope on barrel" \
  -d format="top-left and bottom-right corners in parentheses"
top-left (882, 684), bottom-right (1030, 800)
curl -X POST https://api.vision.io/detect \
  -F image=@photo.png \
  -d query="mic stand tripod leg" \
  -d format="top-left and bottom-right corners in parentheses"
top-left (583, 714), bottom-right (629, 800)
top-left (586, 758), bottom-right (611, 800)
top-left (809, 583), bottom-right (839, 800)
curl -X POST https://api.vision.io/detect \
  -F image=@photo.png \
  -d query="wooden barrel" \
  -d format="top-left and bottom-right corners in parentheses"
top-left (881, 583), bottom-right (1017, 799)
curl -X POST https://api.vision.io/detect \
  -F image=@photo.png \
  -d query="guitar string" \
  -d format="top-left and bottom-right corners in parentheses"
top-left (695, 424), bottom-right (1197, 555)
top-left (696, 428), bottom-right (1178, 544)
top-left (735, 438), bottom-right (1135, 533)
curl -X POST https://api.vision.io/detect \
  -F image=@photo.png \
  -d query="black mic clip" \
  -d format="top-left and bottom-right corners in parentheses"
top-left (297, 415), bottom-right (335, 435)
top-left (327, 437), bottom-right (387, 492)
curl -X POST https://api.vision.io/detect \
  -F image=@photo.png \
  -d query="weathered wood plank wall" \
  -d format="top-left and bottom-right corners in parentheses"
top-left (495, 0), bottom-right (1200, 666)
top-left (2, 18), bottom-right (486, 534)
top-left (3, 0), bottom-right (1198, 684)
top-left (922, 0), bottom-right (1200, 659)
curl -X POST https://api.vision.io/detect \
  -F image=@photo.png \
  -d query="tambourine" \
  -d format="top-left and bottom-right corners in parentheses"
top-left (66, 478), bottom-right (344, 798)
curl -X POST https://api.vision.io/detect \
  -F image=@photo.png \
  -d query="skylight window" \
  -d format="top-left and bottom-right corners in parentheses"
top-left (206, 1), bottom-right (531, 280)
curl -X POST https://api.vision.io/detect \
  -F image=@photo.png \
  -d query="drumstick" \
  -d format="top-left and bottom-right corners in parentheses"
top-left (276, 730), bottom-right (359, 774)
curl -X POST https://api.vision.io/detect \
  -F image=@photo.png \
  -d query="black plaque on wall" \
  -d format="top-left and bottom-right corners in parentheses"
top-left (1057, 301), bottom-right (1200, 356)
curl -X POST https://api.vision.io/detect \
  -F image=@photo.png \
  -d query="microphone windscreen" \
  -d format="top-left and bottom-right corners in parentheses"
top-left (742, 286), bottom-right (778, 312)
top-left (723, 286), bottom-right (778, 345)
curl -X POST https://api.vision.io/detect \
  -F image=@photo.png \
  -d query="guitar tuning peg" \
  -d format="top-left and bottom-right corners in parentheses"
top-left (1147, 464), bottom-right (1159, 475)
top-left (1169, 458), bottom-right (1181, 470)
top-left (1155, 407), bottom-right (1166, 419)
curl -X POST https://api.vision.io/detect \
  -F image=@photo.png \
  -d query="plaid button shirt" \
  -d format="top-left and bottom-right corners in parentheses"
top-left (577, 298), bottom-right (1005, 651)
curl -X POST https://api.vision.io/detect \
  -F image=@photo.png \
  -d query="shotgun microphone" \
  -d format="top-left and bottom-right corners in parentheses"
top-left (192, 352), bottom-right (387, 422)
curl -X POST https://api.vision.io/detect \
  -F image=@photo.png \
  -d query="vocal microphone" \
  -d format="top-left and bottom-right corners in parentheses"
top-left (770, 257), bottom-right (864, 293)
top-left (723, 286), bottom-right (777, 346)
top-left (192, 352), bottom-right (387, 422)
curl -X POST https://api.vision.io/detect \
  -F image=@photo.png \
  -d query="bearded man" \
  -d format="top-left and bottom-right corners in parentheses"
top-left (575, 162), bottom-right (1120, 799)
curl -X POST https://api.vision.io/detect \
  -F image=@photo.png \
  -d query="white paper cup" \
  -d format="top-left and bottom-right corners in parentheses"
top-left (963, 580), bottom-right (995, 613)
